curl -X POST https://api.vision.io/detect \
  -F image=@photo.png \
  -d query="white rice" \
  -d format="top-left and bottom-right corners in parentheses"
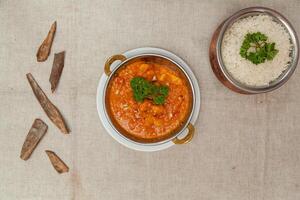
top-left (221, 14), bottom-right (293, 86)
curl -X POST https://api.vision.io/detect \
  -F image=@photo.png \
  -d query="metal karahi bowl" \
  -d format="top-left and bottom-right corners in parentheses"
top-left (209, 7), bottom-right (299, 94)
top-left (102, 53), bottom-right (196, 146)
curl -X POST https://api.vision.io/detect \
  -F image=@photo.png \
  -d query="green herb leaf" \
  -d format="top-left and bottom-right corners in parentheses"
top-left (159, 86), bottom-right (169, 96)
top-left (130, 77), bottom-right (169, 105)
top-left (153, 95), bottom-right (165, 105)
top-left (239, 32), bottom-right (279, 65)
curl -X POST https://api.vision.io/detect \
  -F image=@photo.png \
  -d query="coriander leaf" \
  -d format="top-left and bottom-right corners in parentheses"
top-left (239, 32), bottom-right (279, 65)
top-left (130, 77), bottom-right (169, 105)
top-left (133, 92), bottom-right (144, 102)
top-left (153, 95), bottom-right (165, 105)
top-left (159, 86), bottom-right (169, 96)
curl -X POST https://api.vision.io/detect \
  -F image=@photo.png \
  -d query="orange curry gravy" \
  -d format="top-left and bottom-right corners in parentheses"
top-left (106, 57), bottom-right (192, 142)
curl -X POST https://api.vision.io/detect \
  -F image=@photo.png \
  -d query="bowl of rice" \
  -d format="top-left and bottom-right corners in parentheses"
top-left (209, 7), bottom-right (299, 94)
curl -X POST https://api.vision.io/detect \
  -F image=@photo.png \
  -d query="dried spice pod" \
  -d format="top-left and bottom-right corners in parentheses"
top-left (36, 21), bottom-right (56, 62)
top-left (20, 119), bottom-right (48, 160)
top-left (26, 73), bottom-right (69, 134)
top-left (49, 51), bottom-right (65, 92)
top-left (45, 150), bottom-right (69, 174)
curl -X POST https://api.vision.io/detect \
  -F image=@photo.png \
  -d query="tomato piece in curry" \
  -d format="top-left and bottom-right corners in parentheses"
top-left (106, 57), bottom-right (192, 142)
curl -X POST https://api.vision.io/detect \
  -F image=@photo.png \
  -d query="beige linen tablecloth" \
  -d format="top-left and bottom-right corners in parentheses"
top-left (0, 0), bottom-right (299, 199)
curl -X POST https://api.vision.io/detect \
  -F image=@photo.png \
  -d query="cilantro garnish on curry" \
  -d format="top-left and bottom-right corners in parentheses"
top-left (130, 77), bottom-right (169, 105)
top-left (240, 32), bottom-right (279, 64)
